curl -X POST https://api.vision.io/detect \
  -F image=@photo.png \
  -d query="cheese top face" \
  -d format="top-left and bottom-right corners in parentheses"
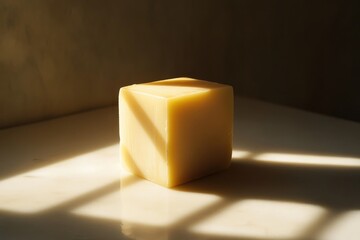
top-left (119, 77), bottom-right (233, 187)
top-left (125, 78), bottom-right (230, 98)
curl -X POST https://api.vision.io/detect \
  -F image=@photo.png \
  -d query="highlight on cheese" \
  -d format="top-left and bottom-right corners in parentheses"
top-left (119, 77), bottom-right (233, 187)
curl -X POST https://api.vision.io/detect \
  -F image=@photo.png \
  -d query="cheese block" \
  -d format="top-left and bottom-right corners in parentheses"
top-left (119, 77), bottom-right (233, 187)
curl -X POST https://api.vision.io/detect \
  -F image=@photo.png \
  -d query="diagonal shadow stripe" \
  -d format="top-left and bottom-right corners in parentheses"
top-left (121, 144), bottom-right (145, 176)
top-left (45, 176), bottom-right (138, 213)
top-left (299, 210), bottom-right (340, 240)
top-left (122, 91), bottom-right (166, 161)
top-left (170, 198), bottom-right (237, 232)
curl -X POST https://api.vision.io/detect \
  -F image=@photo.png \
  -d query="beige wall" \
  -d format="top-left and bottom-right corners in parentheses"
top-left (0, 0), bottom-right (358, 128)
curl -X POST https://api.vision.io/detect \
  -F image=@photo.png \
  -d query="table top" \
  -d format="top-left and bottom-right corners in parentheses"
top-left (0, 97), bottom-right (359, 240)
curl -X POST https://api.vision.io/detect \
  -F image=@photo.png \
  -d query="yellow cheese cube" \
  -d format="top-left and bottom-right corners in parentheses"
top-left (119, 77), bottom-right (233, 187)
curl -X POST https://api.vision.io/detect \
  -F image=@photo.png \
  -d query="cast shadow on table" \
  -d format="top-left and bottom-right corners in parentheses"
top-left (117, 151), bottom-right (360, 240)
top-left (176, 158), bottom-right (360, 210)
top-left (168, 157), bottom-right (360, 240)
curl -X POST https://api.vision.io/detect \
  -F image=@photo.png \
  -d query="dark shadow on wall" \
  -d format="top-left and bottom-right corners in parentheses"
top-left (0, 0), bottom-right (359, 128)
top-left (227, 1), bottom-right (360, 122)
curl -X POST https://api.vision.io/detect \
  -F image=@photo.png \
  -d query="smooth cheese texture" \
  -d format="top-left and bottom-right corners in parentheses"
top-left (119, 77), bottom-right (233, 187)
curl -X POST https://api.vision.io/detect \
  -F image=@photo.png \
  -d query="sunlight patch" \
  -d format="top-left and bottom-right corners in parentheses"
top-left (255, 153), bottom-right (360, 167)
top-left (232, 150), bottom-right (251, 159)
top-left (318, 210), bottom-right (360, 240)
top-left (191, 199), bottom-right (326, 239)
top-left (0, 144), bottom-right (120, 213)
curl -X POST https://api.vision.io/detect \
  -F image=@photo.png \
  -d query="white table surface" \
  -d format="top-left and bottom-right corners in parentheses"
top-left (0, 97), bottom-right (359, 240)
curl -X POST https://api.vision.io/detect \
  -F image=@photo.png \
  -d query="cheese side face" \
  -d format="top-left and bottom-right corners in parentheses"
top-left (119, 78), bottom-right (233, 187)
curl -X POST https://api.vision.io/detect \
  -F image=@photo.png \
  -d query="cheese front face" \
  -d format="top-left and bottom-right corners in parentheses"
top-left (119, 78), bottom-right (233, 187)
